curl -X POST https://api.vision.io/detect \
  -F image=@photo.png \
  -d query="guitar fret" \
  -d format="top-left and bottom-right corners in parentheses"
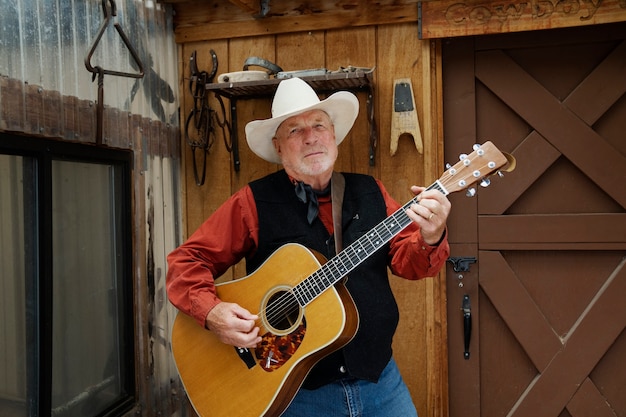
top-left (336, 251), bottom-right (354, 271)
top-left (378, 221), bottom-right (396, 240)
top-left (297, 284), bottom-right (309, 305)
top-left (329, 256), bottom-right (347, 276)
top-left (292, 284), bottom-right (306, 306)
top-left (344, 247), bottom-right (360, 267)
top-left (318, 268), bottom-right (333, 287)
top-left (324, 260), bottom-right (342, 284)
top-left (352, 240), bottom-right (368, 261)
top-left (304, 277), bottom-right (316, 302)
top-left (311, 273), bottom-right (323, 294)
top-left (368, 229), bottom-right (383, 248)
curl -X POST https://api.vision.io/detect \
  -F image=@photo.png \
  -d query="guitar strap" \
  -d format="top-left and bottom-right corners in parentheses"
top-left (331, 171), bottom-right (345, 254)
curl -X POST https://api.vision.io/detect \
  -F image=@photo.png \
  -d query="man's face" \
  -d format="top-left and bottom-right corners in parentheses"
top-left (273, 110), bottom-right (338, 179)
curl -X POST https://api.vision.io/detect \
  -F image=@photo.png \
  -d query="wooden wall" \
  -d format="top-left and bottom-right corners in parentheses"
top-left (176, 22), bottom-right (448, 417)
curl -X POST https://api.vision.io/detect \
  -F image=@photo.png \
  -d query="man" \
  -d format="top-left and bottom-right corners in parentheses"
top-left (167, 77), bottom-right (450, 416)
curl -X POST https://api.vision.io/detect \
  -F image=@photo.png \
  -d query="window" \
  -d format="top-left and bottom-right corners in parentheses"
top-left (0, 135), bottom-right (134, 417)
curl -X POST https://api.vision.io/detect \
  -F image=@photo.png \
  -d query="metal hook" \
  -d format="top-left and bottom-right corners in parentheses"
top-left (85, 0), bottom-right (144, 79)
top-left (102, 0), bottom-right (116, 18)
top-left (84, 0), bottom-right (145, 145)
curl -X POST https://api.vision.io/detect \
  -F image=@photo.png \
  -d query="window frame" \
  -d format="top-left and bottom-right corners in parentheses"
top-left (0, 134), bottom-right (135, 417)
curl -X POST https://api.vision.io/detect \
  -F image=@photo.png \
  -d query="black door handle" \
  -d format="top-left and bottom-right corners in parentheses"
top-left (462, 295), bottom-right (471, 360)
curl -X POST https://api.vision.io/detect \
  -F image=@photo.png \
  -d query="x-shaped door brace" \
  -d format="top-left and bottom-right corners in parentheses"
top-left (481, 252), bottom-right (625, 417)
top-left (472, 38), bottom-right (626, 416)
top-left (475, 40), bottom-right (626, 215)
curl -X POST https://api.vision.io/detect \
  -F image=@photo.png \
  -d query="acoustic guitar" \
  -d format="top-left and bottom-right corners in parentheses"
top-left (171, 141), bottom-right (515, 417)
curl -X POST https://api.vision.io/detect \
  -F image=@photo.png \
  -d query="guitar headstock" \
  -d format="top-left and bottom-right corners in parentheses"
top-left (439, 141), bottom-right (515, 196)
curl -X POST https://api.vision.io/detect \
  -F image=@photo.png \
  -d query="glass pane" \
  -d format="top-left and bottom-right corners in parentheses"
top-left (51, 160), bottom-right (125, 417)
top-left (0, 154), bottom-right (35, 417)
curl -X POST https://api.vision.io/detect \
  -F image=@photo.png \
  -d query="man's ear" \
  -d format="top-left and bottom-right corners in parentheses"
top-left (272, 137), bottom-right (281, 156)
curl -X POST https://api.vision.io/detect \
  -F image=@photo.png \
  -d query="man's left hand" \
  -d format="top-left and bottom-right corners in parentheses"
top-left (405, 185), bottom-right (451, 245)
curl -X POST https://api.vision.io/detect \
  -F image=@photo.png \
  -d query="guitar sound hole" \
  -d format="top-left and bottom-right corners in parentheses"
top-left (265, 290), bottom-right (302, 332)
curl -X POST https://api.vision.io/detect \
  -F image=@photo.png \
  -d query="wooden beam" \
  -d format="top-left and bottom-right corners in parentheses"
top-left (227, 0), bottom-right (259, 15)
top-left (172, 0), bottom-right (420, 42)
top-left (418, 0), bottom-right (626, 39)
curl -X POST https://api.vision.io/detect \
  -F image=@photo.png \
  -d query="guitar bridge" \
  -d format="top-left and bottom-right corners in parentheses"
top-left (234, 347), bottom-right (257, 369)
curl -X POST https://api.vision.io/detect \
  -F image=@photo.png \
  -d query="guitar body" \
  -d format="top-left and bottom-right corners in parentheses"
top-left (171, 243), bottom-right (359, 417)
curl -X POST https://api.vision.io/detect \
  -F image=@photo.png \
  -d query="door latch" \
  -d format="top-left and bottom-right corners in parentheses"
top-left (462, 295), bottom-right (472, 360)
top-left (447, 256), bottom-right (476, 272)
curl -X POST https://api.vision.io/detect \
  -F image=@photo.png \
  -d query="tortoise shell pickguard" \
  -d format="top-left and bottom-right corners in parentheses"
top-left (255, 320), bottom-right (307, 372)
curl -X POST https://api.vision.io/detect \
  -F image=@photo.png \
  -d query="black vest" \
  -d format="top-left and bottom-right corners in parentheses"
top-left (248, 170), bottom-right (399, 389)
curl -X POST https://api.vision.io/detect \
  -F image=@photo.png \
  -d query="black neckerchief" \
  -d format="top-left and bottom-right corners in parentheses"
top-left (294, 181), bottom-right (331, 224)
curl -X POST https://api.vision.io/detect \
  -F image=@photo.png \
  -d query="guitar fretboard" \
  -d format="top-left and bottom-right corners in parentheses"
top-left (292, 179), bottom-right (447, 307)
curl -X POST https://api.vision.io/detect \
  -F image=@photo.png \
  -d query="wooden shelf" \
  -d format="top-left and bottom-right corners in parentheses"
top-left (206, 70), bottom-right (374, 99)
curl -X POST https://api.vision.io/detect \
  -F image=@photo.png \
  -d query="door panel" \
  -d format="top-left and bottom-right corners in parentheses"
top-left (444, 22), bottom-right (626, 417)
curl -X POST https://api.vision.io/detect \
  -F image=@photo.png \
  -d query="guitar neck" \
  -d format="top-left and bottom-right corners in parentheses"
top-left (292, 180), bottom-right (448, 307)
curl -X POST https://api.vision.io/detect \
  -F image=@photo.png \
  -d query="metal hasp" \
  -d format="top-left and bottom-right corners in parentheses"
top-left (447, 256), bottom-right (477, 273)
top-left (257, 0), bottom-right (271, 17)
top-left (462, 295), bottom-right (472, 360)
top-left (85, 0), bottom-right (144, 145)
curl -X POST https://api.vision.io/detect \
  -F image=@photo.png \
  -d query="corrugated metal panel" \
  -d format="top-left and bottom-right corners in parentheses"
top-left (0, 0), bottom-right (179, 134)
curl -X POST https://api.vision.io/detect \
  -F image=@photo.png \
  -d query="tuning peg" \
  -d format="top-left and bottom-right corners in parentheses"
top-left (446, 163), bottom-right (452, 169)
top-left (497, 171), bottom-right (505, 178)
top-left (480, 178), bottom-right (491, 187)
top-left (459, 153), bottom-right (468, 161)
top-left (466, 188), bottom-right (476, 197)
top-left (473, 143), bottom-right (486, 156)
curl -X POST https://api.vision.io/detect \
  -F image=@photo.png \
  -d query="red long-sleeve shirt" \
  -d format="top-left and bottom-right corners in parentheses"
top-left (166, 179), bottom-right (449, 327)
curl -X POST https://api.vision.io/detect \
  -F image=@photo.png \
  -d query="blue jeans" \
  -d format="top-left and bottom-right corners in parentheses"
top-left (281, 358), bottom-right (418, 417)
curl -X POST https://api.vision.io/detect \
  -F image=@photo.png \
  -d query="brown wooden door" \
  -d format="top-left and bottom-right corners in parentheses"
top-left (443, 23), bottom-right (626, 417)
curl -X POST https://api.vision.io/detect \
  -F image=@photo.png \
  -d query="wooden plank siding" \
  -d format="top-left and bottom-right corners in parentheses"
top-left (176, 18), bottom-right (449, 416)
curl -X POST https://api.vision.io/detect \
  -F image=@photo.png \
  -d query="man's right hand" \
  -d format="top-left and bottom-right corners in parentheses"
top-left (205, 302), bottom-right (262, 348)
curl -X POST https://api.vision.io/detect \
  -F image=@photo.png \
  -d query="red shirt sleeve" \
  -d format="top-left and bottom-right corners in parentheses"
top-left (166, 186), bottom-right (258, 326)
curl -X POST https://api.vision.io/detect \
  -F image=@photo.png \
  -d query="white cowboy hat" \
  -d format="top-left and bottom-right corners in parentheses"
top-left (245, 77), bottom-right (360, 164)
